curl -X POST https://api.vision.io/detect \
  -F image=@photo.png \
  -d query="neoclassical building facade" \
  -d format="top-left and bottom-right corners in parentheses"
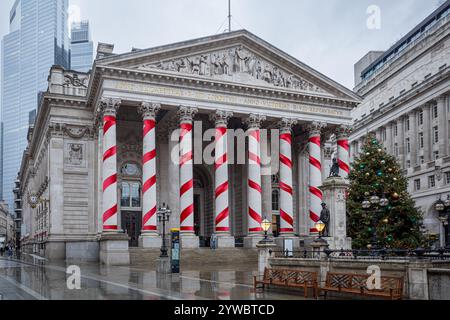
top-left (351, 3), bottom-right (450, 247)
top-left (17, 30), bottom-right (359, 260)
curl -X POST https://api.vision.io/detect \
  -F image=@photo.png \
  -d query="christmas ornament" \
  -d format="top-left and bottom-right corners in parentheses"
top-left (381, 160), bottom-right (386, 165)
top-left (366, 152), bottom-right (371, 156)
top-left (378, 149), bottom-right (382, 153)
top-left (388, 168), bottom-right (393, 172)
top-left (383, 218), bottom-right (389, 223)
top-left (391, 192), bottom-right (400, 200)
top-left (365, 172), bottom-right (370, 177)
top-left (377, 171), bottom-right (383, 176)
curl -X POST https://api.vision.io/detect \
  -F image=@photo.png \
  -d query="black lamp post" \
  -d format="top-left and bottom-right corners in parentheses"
top-left (435, 195), bottom-right (450, 249)
top-left (362, 192), bottom-right (389, 251)
top-left (157, 203), bottom-right (171, 258)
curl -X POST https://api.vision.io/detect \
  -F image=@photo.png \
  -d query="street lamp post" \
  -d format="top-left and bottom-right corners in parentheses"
top-left (435, 195), bottom-right (450, 249)
top-left (260, 218), bottom-right (272, 244)
top-left (362, 192), bottom-right (389, 252)
top-left (157, 203), bottom-right (171, 258)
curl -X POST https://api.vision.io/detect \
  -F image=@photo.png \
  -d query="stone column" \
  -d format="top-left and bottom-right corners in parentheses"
top-left (423, 104), bottom-right (432, 163)
top-left (178, 106), bottom-right (199, 248)
top-left (98, 97), bottom-right (130, 265)
top-left (437, 95), bottom-right (448, 158)
top-left (278, 118), bottom-right (297, 236)
top-left (409, 111), bottom-right (418, 167)
top-left (307, 122), bottom-right (327, 235)
top-left (138, 102), bottom-right (161, 248)
top-left (336, 125), bottom-right (352, 179)
top-left (210, 110), bottom-right (235, 248)
top-left (398, 116), bottom-right (405, 168)
top-left (100, 98), bottom-right (121, 232)
top-left (244, 114), bottom-right (266, 248)
top-left (385, 124), bottom-right (393, 155)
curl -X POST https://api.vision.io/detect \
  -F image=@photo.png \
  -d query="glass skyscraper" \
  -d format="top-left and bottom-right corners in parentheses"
top-left (1, 0), bottom-right (70, 209)
top-left (70, 20), bottom-right (93, 72)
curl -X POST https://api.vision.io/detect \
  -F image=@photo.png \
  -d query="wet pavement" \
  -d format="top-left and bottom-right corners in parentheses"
top-left (0, 254), bottom-right (311, 300)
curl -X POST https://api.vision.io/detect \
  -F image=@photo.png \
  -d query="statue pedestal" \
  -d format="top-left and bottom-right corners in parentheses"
top-left (320, 176), bottom-right (352, 250)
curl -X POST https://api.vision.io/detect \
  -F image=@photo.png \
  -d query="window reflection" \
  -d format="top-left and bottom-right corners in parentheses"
top-left (131, 183), bottom-right (141, 207)
top-left (121, 182), bottom-right (141, 208)
top-left (121, 183), bottom-right (130, 207)
top-left (272, 189), bottom-right (280, 211)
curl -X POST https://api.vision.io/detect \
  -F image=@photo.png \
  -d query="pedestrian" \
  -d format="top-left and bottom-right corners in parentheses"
top-left (8, 244), bottom-right (13, 258)
top-left (210, 233), bottom-right (217, 250)
top-left (0, 246), bottom-right (4, 256)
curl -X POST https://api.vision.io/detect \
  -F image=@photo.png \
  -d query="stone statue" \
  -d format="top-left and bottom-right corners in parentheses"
top-left (329, 157), bottom-right (340, 177)
top-left (319, 203), bottom-right (330, 237)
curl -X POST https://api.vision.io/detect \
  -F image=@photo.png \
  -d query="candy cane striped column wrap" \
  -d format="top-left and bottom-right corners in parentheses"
top-left (139, 102), bottom-right (161, 234)
top-left (100, 98), bottom-right (121, 232)
top-left (279, 118), bottom-right (297, 235)
top-left (307, 122), bottom-right (326, 234)
top-left (211, 110), bottom-right (233, 234)
top-left (336, 125), bottom-right (352, 179)
top-left (245, 114), bottom-right (266, 235)
top-left (178, 106), bottom-right (198, 234)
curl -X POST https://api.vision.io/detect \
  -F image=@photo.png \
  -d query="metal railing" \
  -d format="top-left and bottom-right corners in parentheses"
top-left (270, 248), bottom-right (450, 261)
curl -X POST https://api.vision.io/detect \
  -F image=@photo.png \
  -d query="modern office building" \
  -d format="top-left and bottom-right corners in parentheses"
top-left (70, 21), bottom-right (94, 72)
top-left (0, 0), bottom-right (70, 209)
top-left (351, 1), bottom-right (450, 247)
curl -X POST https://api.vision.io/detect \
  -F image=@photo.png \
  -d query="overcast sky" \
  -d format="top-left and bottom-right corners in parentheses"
top-left (0, 0), bottom-right (445, 89)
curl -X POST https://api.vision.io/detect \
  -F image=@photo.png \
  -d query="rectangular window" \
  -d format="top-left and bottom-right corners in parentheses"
top-left (407, 160), bottom-right (411, 168)
top-left (406, 138), bottom-right (411, 153)
top-left (433, 104), bottom-right (438, 119)
top-left (420, 155), bottom-right (425, 164)
top-left (394, 143), bottom-right (399, 156)
top-left (418, 110), bottom-right (424, 125)
top-left (419, 132), bottom-right (424, 148)
top-left (394, 123), bottom-right (398, 137)
top-left (433, 126), bottom-right (439, 143)
top-left (428, 175), bottom-right (436, 188)
top-left (406, 118), bottom-right (410, 131)
top-left (414, 179), bottom-right (421, 191)
top-left (446, 172), bottom-right (450, 184)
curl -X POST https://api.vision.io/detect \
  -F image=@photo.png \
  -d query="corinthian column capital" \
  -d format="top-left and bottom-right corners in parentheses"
top-left (336, 125), bottom-right (353, 139)
top-left (306, 121), bottom-right (327, 136)
top-left (245, 113), bottom-right (266, 129)
top-left (98, 97), bottom-right (121, 117)
top-left (210, 110), bottom-right (233, 127)
top-left (278, 118), bottom-right (297, 133)
top-left (139, 102), bottom-right (161, 120)
top-left (178, 105), bottom-right (198, 123)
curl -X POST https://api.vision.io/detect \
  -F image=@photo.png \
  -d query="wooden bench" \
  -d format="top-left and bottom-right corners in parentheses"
top-left (320, 272), bottom-right (403, 300)
top-left (254, 268), bottom-right (318, 298)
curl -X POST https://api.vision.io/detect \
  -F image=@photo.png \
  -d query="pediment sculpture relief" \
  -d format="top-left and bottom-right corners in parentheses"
top-left (137, 46), bottom-right (325, 93)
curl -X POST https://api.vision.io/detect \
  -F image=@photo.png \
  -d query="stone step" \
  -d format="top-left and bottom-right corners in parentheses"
top-left (129, 248), bottom-right (258, 268)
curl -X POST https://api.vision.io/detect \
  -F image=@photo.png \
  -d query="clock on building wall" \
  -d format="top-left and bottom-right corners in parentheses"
top-left (28, 193), bottom-right (40, 208)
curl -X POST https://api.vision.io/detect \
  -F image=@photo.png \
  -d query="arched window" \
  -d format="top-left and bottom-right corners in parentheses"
top-left (272, 189), bottom-right (280, 211)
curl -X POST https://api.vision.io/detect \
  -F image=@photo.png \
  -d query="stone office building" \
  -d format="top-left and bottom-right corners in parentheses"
top-left (351, 2), bottom-right (450, 247)
top-left (17, 30), bottom-right (359, 262)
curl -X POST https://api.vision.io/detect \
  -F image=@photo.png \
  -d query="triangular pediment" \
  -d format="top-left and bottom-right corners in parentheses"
top-left (97, 30), bottom-right (360, 102)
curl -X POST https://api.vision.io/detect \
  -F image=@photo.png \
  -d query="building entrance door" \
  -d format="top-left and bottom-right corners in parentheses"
top-left (121, 211), bottom-right (141, 247)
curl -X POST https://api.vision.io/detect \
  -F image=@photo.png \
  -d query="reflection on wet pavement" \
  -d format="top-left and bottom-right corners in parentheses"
top-left (0, 255), bottom-right (310, 300)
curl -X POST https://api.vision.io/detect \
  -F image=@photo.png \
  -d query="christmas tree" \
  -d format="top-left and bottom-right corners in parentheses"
top-left (347, 135), bottom-right (425, 249)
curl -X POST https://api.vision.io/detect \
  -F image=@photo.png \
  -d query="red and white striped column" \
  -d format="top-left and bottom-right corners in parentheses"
top-left (336, 125), bottom-right (352, 179)
top-left (212, 110), bottom-right (233, 235)
top-left (307, 122), bottom-right (326, 234)
top-left (178, 106), bottom-right (198, 237)
top-left (279, 118), bottom-right (297, 236)
top-left (100, 98), bottom-right (121, 232)
top-left (139, 102), bottom-right (161, 237)
top-left (246, 114), bottom-right (266, 236)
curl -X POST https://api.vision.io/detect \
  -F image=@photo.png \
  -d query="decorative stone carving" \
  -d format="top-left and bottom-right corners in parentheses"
top-left (245, 113), bottom-right (266, 129)
top-left (68, 143), bottom-right (83, 166)
top-left (209, 110), bottom-right (233, 126)
top-left (63, 73), bottom-right (88, 88)
top-left (139, 102), bottom-right (161, 119)
top-left (278, 118), bottom-right (297, 133)
top-left (306, 121), bottom-right (327, 136)
top-left (178, 106), bottom-right (198, 123)
top-left (63, 125), bottom-right (92, 139)
top-left (137, 46), bottom-right (325, 93)
top-left (97, 97), bottom-right (121, 117)
top-left (335, 125), bottom-right (353, 139)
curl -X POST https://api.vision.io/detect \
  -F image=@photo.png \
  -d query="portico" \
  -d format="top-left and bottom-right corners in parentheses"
top-left (18, 30), bottom-right (360, 263)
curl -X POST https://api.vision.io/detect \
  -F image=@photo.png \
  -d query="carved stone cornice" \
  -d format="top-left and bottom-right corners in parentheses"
top-left (210, 110), bottom-right (233, 127)
top-left (63, 125), bottom-right (94, 139)
top-left (139, 102), bottom-right (161, 119)
top-left (245, 113), bottom-right (266, 129)
top-left (178, 105), bottom-right (198, 123)
top-left (278, 118), bottom-right (297, 133)
top-left (335, 125), bottom-right (353, 139)
top-left (305, 121), bottom-right (327, 136)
